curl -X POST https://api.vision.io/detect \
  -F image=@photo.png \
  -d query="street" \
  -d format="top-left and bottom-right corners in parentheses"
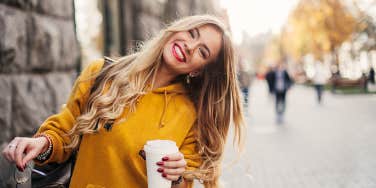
top-left (214, 81), bottom-right (376, 188)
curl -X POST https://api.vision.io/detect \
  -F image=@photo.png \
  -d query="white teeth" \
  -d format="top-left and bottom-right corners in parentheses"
top-left (175, 45), bottom-right (184, 59)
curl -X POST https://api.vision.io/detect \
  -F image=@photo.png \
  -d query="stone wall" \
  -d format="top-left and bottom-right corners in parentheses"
top-left (0, 1), bottom-right (79, 145)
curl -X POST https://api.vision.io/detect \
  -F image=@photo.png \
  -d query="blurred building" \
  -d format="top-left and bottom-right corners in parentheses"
top-left (76, 0), bottom-right (224, 64)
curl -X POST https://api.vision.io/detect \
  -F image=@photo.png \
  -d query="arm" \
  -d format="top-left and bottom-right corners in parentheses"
top-left (157, 127), bottom-right (202, 188)
top-left (34, 59), bottom-right (105, 165)
top-left (285, 71), bottom-right (293, 88)
top-left (2, 59), bottom-right (105, 169)
top-left (178, 127), bottom-right (202, 188)
top-left (173, 127), bottom-right (202, 188)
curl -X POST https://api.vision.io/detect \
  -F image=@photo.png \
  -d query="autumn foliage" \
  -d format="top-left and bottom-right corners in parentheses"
top-left (281, 0), bottom-right (358, 61)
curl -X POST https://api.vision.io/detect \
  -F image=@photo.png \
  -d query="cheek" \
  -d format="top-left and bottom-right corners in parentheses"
top-left (188, 57), bottom-right (207, 71)
top-left (162, 45), bottom-right (173, 62)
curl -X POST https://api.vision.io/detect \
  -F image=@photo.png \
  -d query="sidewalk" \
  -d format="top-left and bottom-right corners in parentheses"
top-left (214, 80), bottom-right (376, 188)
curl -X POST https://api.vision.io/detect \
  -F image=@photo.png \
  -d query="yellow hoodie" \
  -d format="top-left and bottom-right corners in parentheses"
top-left (35, 59), bottom-right (201, 188)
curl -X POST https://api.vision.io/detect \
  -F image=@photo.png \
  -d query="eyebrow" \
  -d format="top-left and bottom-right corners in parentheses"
top-left (195, 28), bottom-right (211, 57)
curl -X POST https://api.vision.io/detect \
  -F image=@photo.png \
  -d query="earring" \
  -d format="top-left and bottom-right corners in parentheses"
top-left (186, 74), bottom-right (191, 84)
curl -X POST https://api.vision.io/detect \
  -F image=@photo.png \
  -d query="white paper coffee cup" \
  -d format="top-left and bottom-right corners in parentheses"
top-left (144, 140), bottom-right (179, 188)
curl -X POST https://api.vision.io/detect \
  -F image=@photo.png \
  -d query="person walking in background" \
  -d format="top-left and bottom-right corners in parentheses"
top-left (268, 60), bottom-right (293, 124)
top-left (265, 65), bottom-right (275, 97)
top-left (238, 57), bottom-right (253, 108)
top-left (369, 67), bottom-right (375, 85)
top-left (312, 60), bottom-right (330, 104)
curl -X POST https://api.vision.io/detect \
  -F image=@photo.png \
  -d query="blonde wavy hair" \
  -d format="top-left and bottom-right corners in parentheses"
top-left (67, 15), bottom-right (244, 187)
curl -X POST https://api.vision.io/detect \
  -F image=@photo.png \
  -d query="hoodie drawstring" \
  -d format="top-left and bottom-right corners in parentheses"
top-left (159, 89), bottom-right (177, 128)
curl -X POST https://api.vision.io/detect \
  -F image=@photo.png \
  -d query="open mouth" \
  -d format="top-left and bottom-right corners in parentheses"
top-left (172, 43), bottom-right (186, 63)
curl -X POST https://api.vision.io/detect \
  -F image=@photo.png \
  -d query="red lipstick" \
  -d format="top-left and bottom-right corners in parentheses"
top-left (172, 43), bottom-right (186, 62)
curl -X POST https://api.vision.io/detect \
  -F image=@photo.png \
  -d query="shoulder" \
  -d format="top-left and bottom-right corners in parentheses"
top-left (72, 59), bottom-right (105, 93)
top-left (81, 59), bottom-right (106, 77)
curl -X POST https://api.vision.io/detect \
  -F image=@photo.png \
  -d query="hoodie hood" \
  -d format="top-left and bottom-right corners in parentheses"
top-left (151, 82), bottom-right (187, 94)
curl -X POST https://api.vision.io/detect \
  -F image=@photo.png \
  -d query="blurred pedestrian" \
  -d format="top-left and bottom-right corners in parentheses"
top-left (369, 67), bottom-right (375, 85)
top-left (238, 57), bottom-right (253, 107)
top-left (268, 61), bottom-right (293, 124)
top-left (330, 69), bottom-right (341, 93)
top-left (312, 60), bottom-right (330, 104)
top-left (265, 65), bottom-right (275, 96)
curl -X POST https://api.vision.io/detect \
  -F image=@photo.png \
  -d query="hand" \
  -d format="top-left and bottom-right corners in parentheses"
top-left (2, 137), bottom-right (49, 171)
top-left (156, 152), bottom-right (187, 181)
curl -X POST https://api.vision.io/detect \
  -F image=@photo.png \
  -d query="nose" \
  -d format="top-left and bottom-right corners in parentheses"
top-left (184, 41), bottom-right (200, 56)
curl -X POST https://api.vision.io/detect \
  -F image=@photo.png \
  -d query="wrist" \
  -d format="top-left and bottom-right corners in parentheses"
top-left (34, 134), bottom-right (53, 161)
top-left (172, 176), bottom-right (184, 186)
top-left (36, 136), bottom-right (49, 152)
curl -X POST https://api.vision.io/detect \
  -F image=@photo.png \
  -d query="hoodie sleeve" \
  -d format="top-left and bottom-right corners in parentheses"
top-left (180, 126), bottom-right (202, 188)
top-left (34, 59), bottom-right (105, 165)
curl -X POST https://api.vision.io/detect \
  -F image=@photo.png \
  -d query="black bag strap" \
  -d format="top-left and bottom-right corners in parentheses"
top-left (89, 56), bottom-right (114, 94)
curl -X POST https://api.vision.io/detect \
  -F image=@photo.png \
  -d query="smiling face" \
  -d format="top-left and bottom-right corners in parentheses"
top-left (162, 24), bottom-right (223, 77)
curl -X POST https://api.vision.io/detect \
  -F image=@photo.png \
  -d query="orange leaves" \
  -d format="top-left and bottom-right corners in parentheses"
top-left (282, 0), bottom-right (357, 60)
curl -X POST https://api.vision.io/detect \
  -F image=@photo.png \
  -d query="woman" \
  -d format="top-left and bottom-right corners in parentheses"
top-left (2, 15), bottom-right (244, 188)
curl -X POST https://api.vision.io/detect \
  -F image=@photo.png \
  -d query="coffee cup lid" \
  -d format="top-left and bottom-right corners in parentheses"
top-left (144, 140), bottom-right (178, 153)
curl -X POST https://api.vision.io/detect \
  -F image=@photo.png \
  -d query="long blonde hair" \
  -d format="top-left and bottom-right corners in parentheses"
top-left (67, 15), bottom-right (244, 187)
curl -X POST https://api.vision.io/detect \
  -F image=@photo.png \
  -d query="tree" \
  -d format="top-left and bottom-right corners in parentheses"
top-left (282, 0), bottom-right (358, 63)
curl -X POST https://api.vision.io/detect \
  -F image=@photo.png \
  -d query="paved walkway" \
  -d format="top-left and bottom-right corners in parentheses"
top-left (197, 80), bottom-right (376, 188)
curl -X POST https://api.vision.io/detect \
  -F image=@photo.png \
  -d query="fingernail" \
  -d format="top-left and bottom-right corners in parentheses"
top-left (162, 173), bottom-right (167, 177)
top-left (162, 157), bottom-right (169, 161)
top-left (157, 168), bottom-right (164, 173)
top-left (156, 161), bottom-right (164, 166)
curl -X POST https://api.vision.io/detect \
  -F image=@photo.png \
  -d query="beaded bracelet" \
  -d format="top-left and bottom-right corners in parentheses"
top-left (172, 176), bottom-right (183, 186)
top-left (34, 134), bottom-right (53, 161)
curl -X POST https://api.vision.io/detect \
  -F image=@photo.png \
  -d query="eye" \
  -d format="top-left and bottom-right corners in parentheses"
top-left (188, 30), bottom-right (195, 38)
top-left (199, 48), bottom-right (207, 59)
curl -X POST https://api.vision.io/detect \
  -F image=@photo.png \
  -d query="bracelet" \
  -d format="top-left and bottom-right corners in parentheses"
top-left (34, 134), bottom-right (53, 161)
top-left (172, 176), bottom-right (183, 186)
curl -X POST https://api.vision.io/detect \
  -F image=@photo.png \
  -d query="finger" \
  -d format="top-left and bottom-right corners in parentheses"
top-left (4, 148), bottom-right (15, 163)
top-left (162, 152), bottom-right (184, 161)
top-left (162, 173), bottom-right (181, 181)
top-left (2, 147), bottom-right (12, 162)
top-left (8, 142), bottom-right (20, 162)
top-left (8, 137), bottom-right (21, 159)
top-left (22, 149), bottom-right (39, 167)
top-left (15, 141), bottom-right (27, 169)
top-left (162, 167), bottom-right (185, 176)
top-left (159, 160), bottom-right (187, 168)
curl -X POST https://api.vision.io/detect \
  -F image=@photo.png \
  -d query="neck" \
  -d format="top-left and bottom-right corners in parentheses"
top-left (153, 65), bottom-right (177, 89)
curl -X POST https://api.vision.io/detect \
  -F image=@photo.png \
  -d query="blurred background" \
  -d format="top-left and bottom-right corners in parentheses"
top-left (0, 0), bottom-right (375, 187)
